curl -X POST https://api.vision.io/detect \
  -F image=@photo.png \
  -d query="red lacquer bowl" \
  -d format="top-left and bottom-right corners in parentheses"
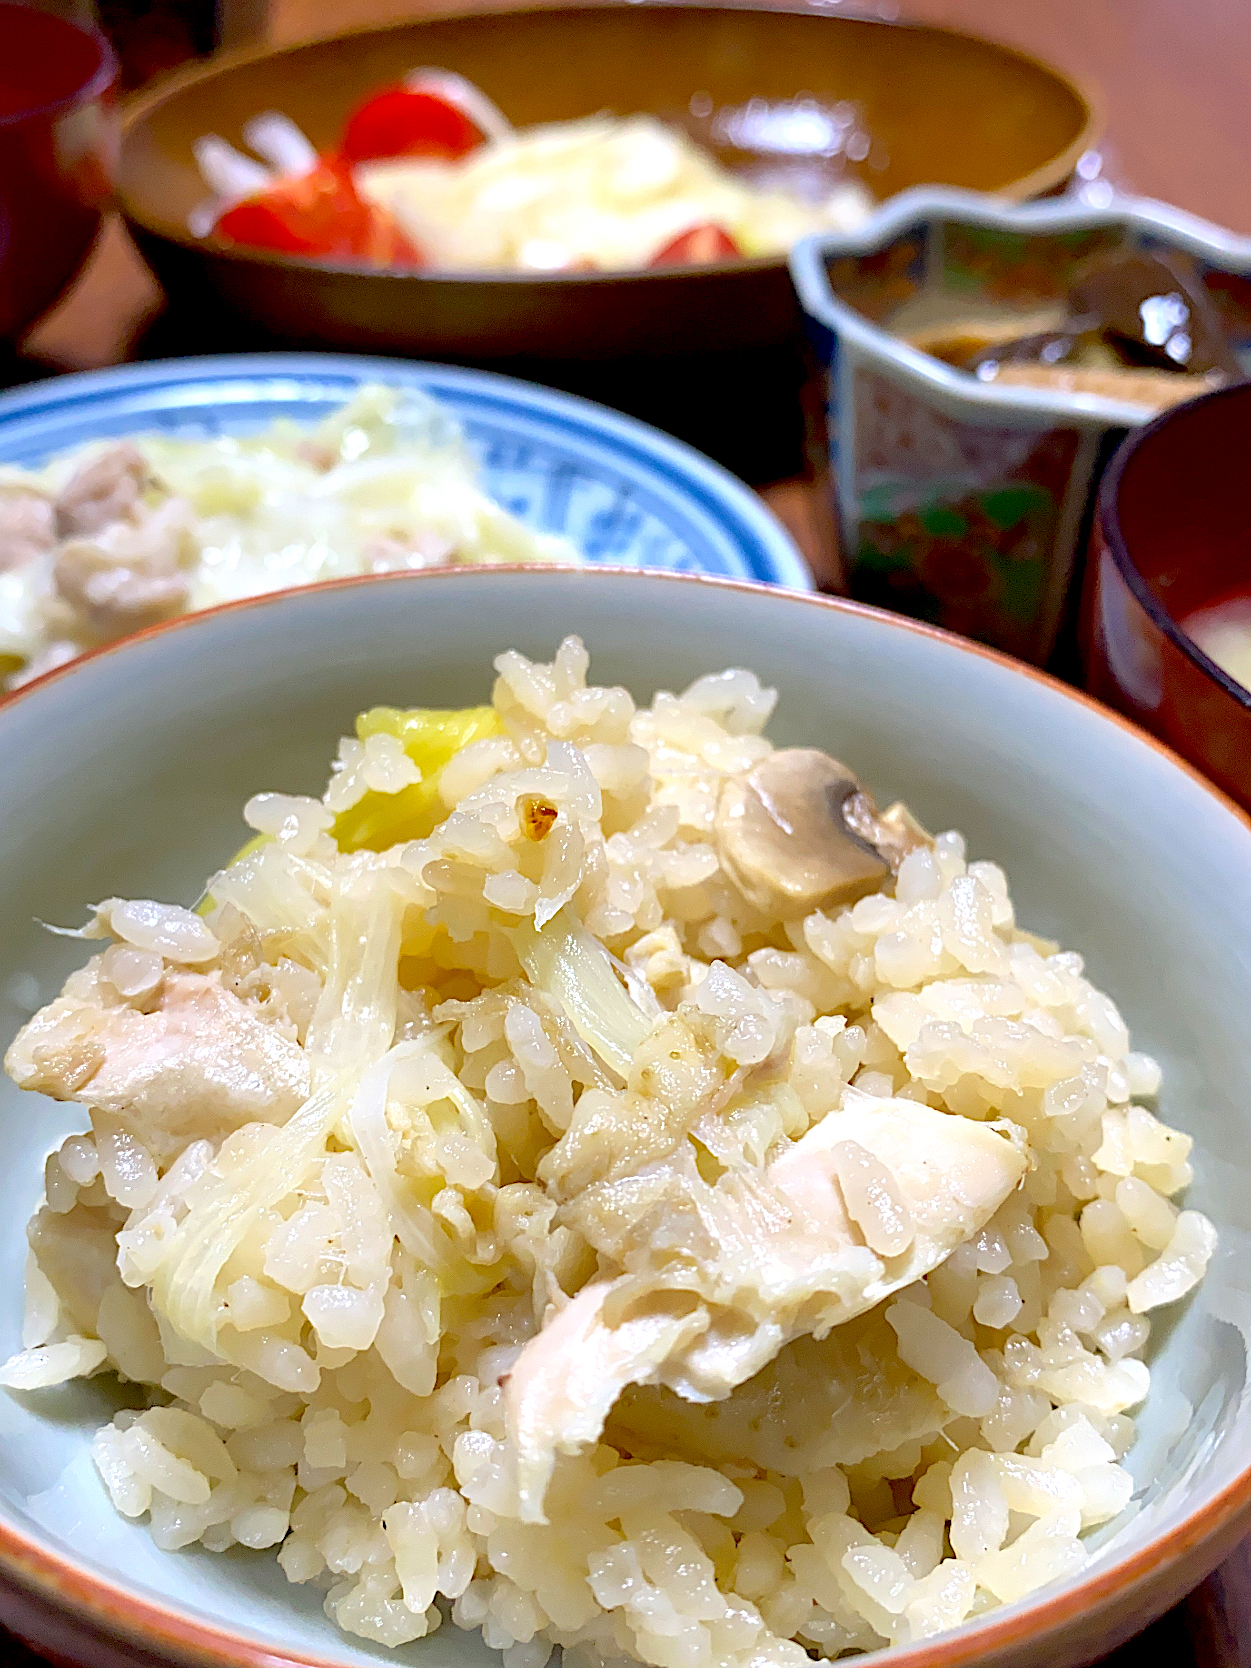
top-left (1085, 381), bottom-right (1251, 812)
top-left (0, 1), bottom-right (118, 341)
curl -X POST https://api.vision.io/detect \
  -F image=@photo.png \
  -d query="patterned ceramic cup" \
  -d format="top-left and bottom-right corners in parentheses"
top-left (790, 189), bottom-right (1251, 667)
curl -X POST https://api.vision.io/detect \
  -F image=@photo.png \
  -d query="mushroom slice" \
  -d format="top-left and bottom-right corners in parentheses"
top-left (844, 795), bottom-right (931, 873)
top-left (504, 1094), bottom-right (1025, 1521)
top-left (716, 748), bottom-right (929, 914)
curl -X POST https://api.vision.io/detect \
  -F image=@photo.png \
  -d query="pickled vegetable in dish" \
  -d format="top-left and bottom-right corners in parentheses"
top-left (1, 639), bottom-right (1215, 1664)
top-left (192, 72), bottom-right (873, 274)
top-left (893, 247), bottom-right (1242, 410)
top-left (0, 385), bottom-right (573, 689)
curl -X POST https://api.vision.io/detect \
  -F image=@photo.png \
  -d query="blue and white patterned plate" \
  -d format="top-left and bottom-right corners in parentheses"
top-left (0, 354), bottom-right (811, 589)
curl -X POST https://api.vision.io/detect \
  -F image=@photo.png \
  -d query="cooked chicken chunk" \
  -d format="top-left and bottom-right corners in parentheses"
top-left (54, 442), bottom-right (149, 538)
top-left (5, 964), bottom-right (310, 1165)
top-left (0, 487), bottom-right (55, 572)
top-left (506, 1094), bottom-right (1026, 1521)
top-left (52, 499), bottom-right (196, 643)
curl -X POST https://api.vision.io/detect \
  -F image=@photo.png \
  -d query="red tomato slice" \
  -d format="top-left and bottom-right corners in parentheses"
top-left (649, 223), bottom-right (741, 268)
top-left (361, 205), bottom-right (424, 268)
top-left (340, 85), bottom-right (484, 164)
top-left (214, 162), bottom-right (424, 267)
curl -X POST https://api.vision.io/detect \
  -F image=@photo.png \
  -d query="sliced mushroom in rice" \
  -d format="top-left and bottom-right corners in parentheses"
top-left (716, 747), bottom-right (930, 914)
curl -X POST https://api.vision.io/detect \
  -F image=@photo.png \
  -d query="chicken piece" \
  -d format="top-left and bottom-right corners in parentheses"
top-left (54, 442), bottom-right (149, 537)
top-left (611, 1310), bottom-right (947, 1476)
top-left (52, 498), bottom-right (196, 643)
top-left (0, 487), bottom-right (55, 572)
top-left (6, 964), bottom-right (310, 1165)
top-left (294, 438), bottom-right (337, 472)
top-left (505, 1094), bottom-right (1026, 1521)
top-left (507, 1281), bottom-right (709, 1498)
top-left (27, 1200), bottom-right (125, 1339)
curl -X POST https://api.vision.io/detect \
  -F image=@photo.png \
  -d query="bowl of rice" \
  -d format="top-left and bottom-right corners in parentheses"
top-left (0, 567), bottom-right (1247, 1668)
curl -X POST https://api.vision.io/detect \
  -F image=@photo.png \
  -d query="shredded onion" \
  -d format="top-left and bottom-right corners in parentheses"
top-left (510, 907), bottom-right (653, 1079)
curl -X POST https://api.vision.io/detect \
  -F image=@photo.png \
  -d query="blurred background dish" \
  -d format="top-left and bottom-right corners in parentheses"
top-left (0, 352), bottom-right (806, 586)
top-left (0, 353), bottom-right (809, 686)
top-left (1085, 381), bottom-right (1251, 814)
top-left (21, 0), bottom-right (224, 87)
top-left (112, 2), bottom-right (1096, 478)
top-left (0, 2), bottom-right (118, 342)
top-left (789, 190), bottom-right (1251, 670)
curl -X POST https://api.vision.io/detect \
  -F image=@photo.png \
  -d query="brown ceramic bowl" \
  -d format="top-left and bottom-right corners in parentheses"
top-left (116, 1), bottom-right (1097, 365)
top-left (0, 1), bottom-right (118, 341)
top-left (1084, 381), bottom-right (1251, 814)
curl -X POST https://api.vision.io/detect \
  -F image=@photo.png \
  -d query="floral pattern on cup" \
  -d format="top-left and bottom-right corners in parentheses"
top-left (846, 366), bottom-right (1087, 661)
top-left (792, 193), bottom-right (1251, 668)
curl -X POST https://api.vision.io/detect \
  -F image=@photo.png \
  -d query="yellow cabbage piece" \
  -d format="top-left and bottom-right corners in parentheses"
top-left (333, 704), bottom-right (503, 852)
top-left (202, 704), bottom-right (502, 916)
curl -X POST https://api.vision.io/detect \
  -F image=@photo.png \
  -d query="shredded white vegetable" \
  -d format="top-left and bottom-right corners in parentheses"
top-left (403, 68), bottom-right (513, 144)
top-left (150, 1074), bottom-right (346, 1352)
top-left (187, 87), bottom-right (873, 273)
top-left (357, 113), bottom-right (873, 272)
top-left (349, 1046), bottom-right (446, 1269)
top-left (511, 907), bottom-right (654, 1079)
top-left (0, 385), bottom-right (574, 687)
top-left (241, 111), bottom-right (319, 179)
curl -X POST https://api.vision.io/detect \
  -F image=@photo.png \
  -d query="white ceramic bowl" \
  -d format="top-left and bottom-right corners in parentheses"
top-left (0, 568), bottom-right (1249, 1668)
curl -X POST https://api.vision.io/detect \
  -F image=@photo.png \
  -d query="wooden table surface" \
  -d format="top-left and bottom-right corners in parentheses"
top-left (6, 0), bottom-right (1251, 1662)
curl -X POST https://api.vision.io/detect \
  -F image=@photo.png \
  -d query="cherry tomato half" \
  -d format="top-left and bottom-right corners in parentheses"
top-left (214, 162), bottom-right (423, 267)
top-left (340, 85), bottom-right (484, 165)
top-left (649, 223), bottom-right (741, 268)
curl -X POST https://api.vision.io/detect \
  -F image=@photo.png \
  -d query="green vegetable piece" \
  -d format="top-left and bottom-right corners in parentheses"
top-left (918, 503), bottom-right (968, 537)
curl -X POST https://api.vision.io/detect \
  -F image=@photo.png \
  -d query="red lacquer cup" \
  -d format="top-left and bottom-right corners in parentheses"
top-left (0, 2), bottom-right (118, 341)
top-left (1084, 382), bottom-right (1251, 811)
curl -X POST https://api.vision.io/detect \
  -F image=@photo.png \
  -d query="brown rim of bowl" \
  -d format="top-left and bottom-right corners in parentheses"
top-left (1096, 379), bottom-right (1251, 717)
top-left (0, 567), bottom-right (1248, 1663)
top-left (0, 4), bottom-right (117, 129)
top-left (117, 0), bottom-right (1100, 285)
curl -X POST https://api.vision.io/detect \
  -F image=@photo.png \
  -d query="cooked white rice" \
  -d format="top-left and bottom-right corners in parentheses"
top-left (2, 638), bottom-right (1215, 1664)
